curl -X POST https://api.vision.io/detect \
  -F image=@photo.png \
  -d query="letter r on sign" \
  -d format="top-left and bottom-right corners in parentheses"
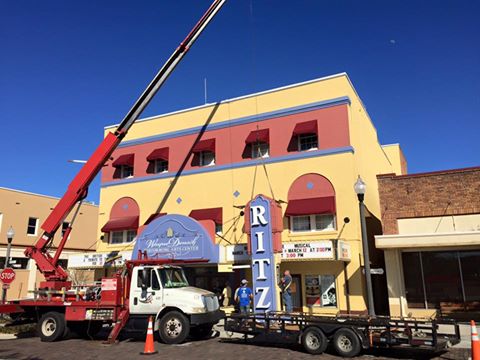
top-left (250, 205), bottom-right (268, 226)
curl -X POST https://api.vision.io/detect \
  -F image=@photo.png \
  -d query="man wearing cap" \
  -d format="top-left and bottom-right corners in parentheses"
top-left (235, 279), bottom-right (253, 315)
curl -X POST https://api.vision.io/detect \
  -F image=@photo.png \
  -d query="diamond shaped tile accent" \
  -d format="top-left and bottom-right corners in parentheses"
top-left (176, 197), bottom-right (182, 204)
top-left (307, 182), bottom-right (314, 189)
top-left (233, 190), bottom-right (240, 198)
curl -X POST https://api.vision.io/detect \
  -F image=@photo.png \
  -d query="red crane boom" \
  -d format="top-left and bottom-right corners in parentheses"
top-left (24, 0), bottom-right (226, 290)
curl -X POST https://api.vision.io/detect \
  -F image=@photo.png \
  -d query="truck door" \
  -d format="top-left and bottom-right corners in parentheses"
top-left (130, 266), bottom-right (163, 314)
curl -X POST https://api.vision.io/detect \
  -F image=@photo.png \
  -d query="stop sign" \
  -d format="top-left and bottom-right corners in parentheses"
top-left (0, 268), bottom-right (16, 284)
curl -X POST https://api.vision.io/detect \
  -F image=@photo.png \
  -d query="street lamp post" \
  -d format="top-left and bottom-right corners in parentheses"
top-left (354, 176), bottom-right (375, 316)
top-left (2, 226), bottom-right (15, 303)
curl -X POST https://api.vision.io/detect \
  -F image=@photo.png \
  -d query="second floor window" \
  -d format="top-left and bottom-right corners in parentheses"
top-left (251, 142), bottom-right (270, 158)
top-left (110, 229), bottom-right (137, 244)
top-left (298, 133), bottom-right (318, 151)
top-left (290, 214), bottom-right (335, 233)
top-left (61, 222), bottom-right (69, 237)
top-left (199, 151), bottom-right (215, 167)
top-left (27, 217), bottom-right (38, 235)
top-left (154, 159), bottom-right (169, 173)
top-left (119, 165), bottom-right (134, 178)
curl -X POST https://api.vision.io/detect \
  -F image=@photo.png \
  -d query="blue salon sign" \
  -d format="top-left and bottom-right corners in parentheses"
top-left (132, 214), bottom-right (219, 262)
top-left (250, 195), bottom-right (278, 311)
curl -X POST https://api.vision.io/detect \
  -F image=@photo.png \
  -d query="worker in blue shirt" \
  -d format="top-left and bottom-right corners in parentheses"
top-left (235, 279), bottom-right (253, 315)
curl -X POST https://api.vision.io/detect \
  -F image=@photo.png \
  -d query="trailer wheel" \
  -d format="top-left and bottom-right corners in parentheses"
top-left (333, 328), bottom-right (361, 358)
top-left (158, 311), bottom-right (189, 344)
top-left (301, 327), bottom-right (328, 354)
top-left (38, 312), bottom-right (66, 342)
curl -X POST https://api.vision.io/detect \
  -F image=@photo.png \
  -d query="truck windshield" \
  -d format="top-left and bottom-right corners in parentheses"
top-left (159, 268), bottom-right (189, 288)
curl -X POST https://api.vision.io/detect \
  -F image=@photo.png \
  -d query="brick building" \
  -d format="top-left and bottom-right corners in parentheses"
top-left (375, 167), bottom-right (480, 319)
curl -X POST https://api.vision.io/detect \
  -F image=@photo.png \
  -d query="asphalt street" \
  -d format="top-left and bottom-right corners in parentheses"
top-left (0, 331), bottom-right (472, 360)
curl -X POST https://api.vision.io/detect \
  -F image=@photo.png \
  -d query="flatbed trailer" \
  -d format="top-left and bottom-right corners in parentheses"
top-left (224, 312), bottom-right (460, 357)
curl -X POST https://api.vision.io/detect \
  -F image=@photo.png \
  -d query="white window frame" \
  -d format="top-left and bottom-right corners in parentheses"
top-left (290, 214), bottom-right (336, 233)
top-left (199, 151), bottom-right (215, 167)
top-left (109, 229), bottom-right (137, 244)
top-left (119, 165), bottom-right (134, 178)
top-left (298, 133), bottom-right (318, 151)
top-left (251, 142), bottom-right (270, 159)
top-left (27, 217), bottom-right (39, 236)
top-left (154, 159), bottom-right (168, 173)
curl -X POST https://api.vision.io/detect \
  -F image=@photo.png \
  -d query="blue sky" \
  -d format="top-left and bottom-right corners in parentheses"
top-left (1, 0), bottom-right (479, 203)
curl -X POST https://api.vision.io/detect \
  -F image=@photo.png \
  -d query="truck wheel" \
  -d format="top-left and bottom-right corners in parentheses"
top-left (38, 312), bottom-right (66, 342)
top-left (190, 324), bottom-right (213, 340)
top-left (158, 311), bottom-right (189, 344)
top-left (301, 327), bottom-right (328, 354)
top-left (333, 328), bottom-right (361, 357)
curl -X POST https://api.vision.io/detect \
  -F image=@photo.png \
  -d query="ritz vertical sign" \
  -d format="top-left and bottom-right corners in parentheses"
top-left (249, 195), bottom-right (278, 312)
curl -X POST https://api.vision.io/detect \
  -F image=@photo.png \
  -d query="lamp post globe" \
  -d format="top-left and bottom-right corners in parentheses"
top-left (6, 226), bottom-right (15, 242)
top-left (354, 176), bottom-right (366, 202)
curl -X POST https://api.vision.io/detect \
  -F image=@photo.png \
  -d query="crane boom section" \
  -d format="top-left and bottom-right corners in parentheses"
top-left (25, 0), bottom-right (226, 286)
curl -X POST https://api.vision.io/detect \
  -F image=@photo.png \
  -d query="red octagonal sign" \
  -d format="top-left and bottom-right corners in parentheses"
top-left (0, 268), bottom-right (16, 284)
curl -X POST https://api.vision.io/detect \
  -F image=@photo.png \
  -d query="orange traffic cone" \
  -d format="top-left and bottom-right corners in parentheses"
top-left (141, 316), bottom-right (158, 355)
top-left (471, 320), bottom-right (480, 360)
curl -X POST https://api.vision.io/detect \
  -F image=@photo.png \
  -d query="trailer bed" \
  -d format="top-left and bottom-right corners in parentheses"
top-left (224, 312), bottom-right (460, 356)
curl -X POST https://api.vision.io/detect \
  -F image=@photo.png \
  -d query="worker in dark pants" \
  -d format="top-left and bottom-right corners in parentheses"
top-left (279, 270), bottom-right (293, 313)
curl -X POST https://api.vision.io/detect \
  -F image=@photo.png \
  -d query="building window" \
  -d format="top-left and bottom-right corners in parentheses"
top-left (61, 222), bottom-right (69, 237)
top-left (119, 165), bottom-right (134, 178)
top-left (154, 159), bottom-right (168, 173)
top-left (305, 274), bottom-right (337, 307)
top-left (298, 133), bottom-right (318, 151)
top-left (110, 230), bottom-right (137, 244)
top-left (0, 257), bottom-right (29, 269)
top-left (27, 217), bottom-right (38, 236)
top-left (0, 213), bottom-right (3, 233)
top-left (199, 151), bottom-right (215, 167)
top-left (402, 250), bottom-right (480, 313)
top-left (290, 214), bottom-right (335, 233)
top-left (251, 142), bottom-right (269, 159)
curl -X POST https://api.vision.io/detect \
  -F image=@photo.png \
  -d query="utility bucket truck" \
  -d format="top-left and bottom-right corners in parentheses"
top-left (0, 0), bottom-right (226, 344)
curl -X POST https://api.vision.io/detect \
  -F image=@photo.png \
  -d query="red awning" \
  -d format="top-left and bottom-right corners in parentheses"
top-left (147, 147), bottom-right (169, 161)
top-left (189, 207), bottom-right (223, 224)
top-left (112, 154), bottom-right (134, 167)
top-left (285, 197), bottom-right (336, 216)
top-left (144, 213), bottom-right (167, 225)
top-left (192, 138), bottom-right (215, 153)
top-left (293, 120), bottom-right (318, 135)
top-left (101, 216), bottom-right (139, 232)
top-left (245, 129), bottom-right (269, 144)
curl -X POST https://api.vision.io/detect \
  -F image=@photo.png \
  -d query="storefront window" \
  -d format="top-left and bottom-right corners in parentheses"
top-left (402, 250), bottom-right (480, 313)
top-left (422, 251), bottom-right (462, 309)
top-left (459, 251), bottom-right (480, 310)
top-left (305, 274), bottom-right (337, 307)
top-left (402, 252), bottom-right (426, 308)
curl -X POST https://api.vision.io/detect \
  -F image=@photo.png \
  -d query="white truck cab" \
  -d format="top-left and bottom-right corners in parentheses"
top-left (129, 265), bottom-right (223, 343)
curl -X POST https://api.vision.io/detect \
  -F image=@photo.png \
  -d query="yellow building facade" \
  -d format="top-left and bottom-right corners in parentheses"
top-left (95, 73), bottom-right (406, 314)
